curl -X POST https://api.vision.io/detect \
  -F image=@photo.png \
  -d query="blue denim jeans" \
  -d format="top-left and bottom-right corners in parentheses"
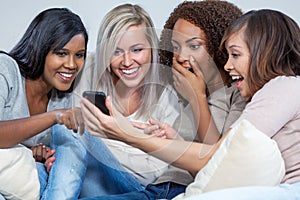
top-left (38, 124), bottom-right (87, 200)
top-left (184, 181), bottom-right (300, 200)
top-left (80, 132), bottom-right (186, 199)
top-left (80, 182), bottom-right (186, 200)
top-left (79, 131), bottom-right (144, 197)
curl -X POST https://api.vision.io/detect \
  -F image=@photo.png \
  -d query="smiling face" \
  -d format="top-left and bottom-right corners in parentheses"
top-left (171, 18), bottom-right (219, 84)
top-left (43, 34), bottom-right (86, 91)
top-left (224, 28), bottom-right (251, 97)
top-left (110, 24), bottom-right (151, 90)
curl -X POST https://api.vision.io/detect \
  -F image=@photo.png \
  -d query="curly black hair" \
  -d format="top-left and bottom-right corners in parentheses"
top-left (159, 0), bottom-right (242, 85)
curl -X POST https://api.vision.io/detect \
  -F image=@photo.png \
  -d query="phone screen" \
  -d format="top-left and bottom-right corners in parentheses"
top-left (82, 91), bottom-right (110, 115)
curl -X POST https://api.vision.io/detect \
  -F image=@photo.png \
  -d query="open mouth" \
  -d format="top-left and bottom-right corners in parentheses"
top-left (232, 75), bottom-right (243, 81)
top-left (232, 75), bottom-right (244, 89)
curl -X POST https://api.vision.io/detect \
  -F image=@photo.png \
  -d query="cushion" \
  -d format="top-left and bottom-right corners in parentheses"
top-left (174, 119), bottom-right (285, 199)
top-left (0, 144), bottom-right (40, 200)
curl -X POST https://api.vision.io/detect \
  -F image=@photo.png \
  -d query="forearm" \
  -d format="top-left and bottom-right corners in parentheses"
top-left (126, 133), bottom-right (218, 176)
top-left (190, 94), bottom-right (220, 144)
top-left (0, 111), bottom-right (57, 148)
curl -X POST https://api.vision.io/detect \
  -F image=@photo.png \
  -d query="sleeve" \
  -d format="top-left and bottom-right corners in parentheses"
top-left (0, 55), bottom-right (16, 120)
top-left (0, 74), bottom-right (9, 120)
top-left (222, 87), bottom-right (247, 134)
top-left (232, 77), bottom-right (300, 137)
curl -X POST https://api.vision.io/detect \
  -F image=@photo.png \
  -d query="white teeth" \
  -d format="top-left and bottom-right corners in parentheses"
top-left (122, 68), bottom-right (139, 75)
top-left (232, 75), bottom-right (242, 80)
top-left (60, 73), bottom-right (72, 78)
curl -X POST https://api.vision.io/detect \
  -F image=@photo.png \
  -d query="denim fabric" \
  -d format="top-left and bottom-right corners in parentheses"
top-left (80, 182), bottom-right (186, 200)
top-left (185, 181), bottom-right (300, 200)
top-left (36, 162), bottom-right (47, 197)
top-left (40, 125), bottom-right (87, 200)
top-left (79, 131), bottom-right (144, 197)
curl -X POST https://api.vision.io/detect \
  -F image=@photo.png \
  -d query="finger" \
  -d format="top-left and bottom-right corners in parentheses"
top-left (131, 121), bottom-right (149, 129)
top-left (65, 110), bottom-right (75, 131)
top-left (172, 57), bottom-right (189, 76)
top-left (144, 124), bottom-right (159, 135)
top-left (105, 96), bottom-right (117, 117)
top-left (45, 149), bottom-right (55, 159)
top-left (81, 99), bottom-right (103, 125)
top-left (154, 130), bottom-right (166, 137)
top-left (75, 108), bottom-right (85, 135)
top-left (81, 98), bottom-right (105, 119)
top-left (42, 145), bottom-right (48, 162)
top-left (36, 145), bottom-right (44, 162)
top-left (189, 56), bottom-right (203, 77)
top-left (45, 156), bottom-right (56, 173)
top-left (79, 124), bottom-right (85, 136)
top-left (148, 118), bottom-right (165, 129)
top-left (31, 146), bottom-right (37, 159)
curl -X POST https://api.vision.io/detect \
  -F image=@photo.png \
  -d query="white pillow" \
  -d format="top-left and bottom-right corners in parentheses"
top-left (174, 119), bottom-right (285, 199)
top-left (0, 144), bottom-right (40, 200)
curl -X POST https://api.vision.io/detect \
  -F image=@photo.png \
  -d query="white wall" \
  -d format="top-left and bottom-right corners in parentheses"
top-left (0, 0), bottom-right (299, 52)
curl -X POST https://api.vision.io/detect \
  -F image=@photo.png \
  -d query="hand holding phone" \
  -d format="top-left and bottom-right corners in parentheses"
top-left (82, 91), bottom-right (110, 115)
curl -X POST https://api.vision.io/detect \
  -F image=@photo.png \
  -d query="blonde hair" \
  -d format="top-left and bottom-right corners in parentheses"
top-left (92, 4), bottom-right (161, 118)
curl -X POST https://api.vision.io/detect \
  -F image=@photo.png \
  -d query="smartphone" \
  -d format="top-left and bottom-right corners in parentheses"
top-left (82, 91), bottom-right (110, 115)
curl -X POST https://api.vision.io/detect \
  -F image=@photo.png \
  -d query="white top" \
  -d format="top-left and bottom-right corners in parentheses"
top-left (102, 85), bottom-right (183, 186)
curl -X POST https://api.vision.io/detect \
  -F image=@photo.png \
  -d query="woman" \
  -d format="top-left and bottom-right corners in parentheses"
top-left (51, 3), bottom-right (182, 198)
top-left (81, 9), bottom-right (300, 200)
top-left (0, 7), bottom-right (88, 199)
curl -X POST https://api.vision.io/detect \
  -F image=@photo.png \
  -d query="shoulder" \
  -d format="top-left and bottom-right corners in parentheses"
top-left (0, 53), bottom-right (20, 76)
top-left (254, 76), bottom-right (300, 100)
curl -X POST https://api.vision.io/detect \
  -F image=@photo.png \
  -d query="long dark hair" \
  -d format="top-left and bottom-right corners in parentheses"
top-left (9, 8), bottom-right (88, 81)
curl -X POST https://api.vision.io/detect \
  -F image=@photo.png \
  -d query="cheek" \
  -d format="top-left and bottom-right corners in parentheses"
top-left (136, 50), bottom-right (152, 64)
top-left (76, 59), bottom-right (85, 70)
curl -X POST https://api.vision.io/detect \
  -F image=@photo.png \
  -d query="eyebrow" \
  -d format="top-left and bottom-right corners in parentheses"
top-left (171, 37), bottom-right (206, 44)
top-left (186, 37), bottom-right (205, 43)
top-left (228, 44), bottom-right (242, 49)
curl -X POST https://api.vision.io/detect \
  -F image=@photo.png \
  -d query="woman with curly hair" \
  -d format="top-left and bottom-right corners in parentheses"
top-left (158, 0), bottom-right (246, 144)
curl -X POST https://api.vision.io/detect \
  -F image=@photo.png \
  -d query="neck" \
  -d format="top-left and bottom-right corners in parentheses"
top-left (116, 86), bottom-right (142, 116)
top-left (25, 78), bottom-right (52, 99)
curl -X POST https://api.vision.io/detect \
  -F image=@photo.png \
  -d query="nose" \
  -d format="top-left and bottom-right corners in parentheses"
top-left (65, 56), bottom-right (76, 70)
top-left (175, 50), bottom-right (189, 65)
top-left (122, 51), bottom-right (133, 67)
top-left (224, 59), bottom-right (233, 72)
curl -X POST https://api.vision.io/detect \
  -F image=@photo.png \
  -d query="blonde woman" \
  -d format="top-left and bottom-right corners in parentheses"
top-left (72, 3), bottom-right (184, 198)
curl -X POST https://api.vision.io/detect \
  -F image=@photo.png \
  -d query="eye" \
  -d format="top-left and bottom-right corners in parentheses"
top-left (132, 48), bottom-right (143, 53)
top-left (172, 44), bottom-right (180, 52)
top-left (231, 53), bottom-right (240, 58)
top-left (55, 51), bottom-right (67, 57)
top-left (189, 44), bottom-right (200, 50)
top-left (75, 52), bottom-right (85, 58)
top-left (113, 49), bottom-right (123, 56)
